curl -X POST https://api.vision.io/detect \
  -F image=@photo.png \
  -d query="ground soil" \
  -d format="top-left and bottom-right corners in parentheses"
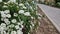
top-left (32, 7), bottom-right (60, 34)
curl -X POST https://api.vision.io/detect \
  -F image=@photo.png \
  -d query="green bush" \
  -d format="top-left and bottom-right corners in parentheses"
top-left (0, 0), bottom-right (40, 34)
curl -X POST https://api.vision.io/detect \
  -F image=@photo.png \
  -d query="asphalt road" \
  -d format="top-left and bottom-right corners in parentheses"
top-left (38, 4), bottom-right (60, 32)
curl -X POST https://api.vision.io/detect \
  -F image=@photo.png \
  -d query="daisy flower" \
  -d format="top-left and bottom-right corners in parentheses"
top-left (11, 19), bottom-right (17, 23)
top-left (13, 13), bottom-right (18, 17)
top-left (6, 14), bottom-right (11, 18)
top-left (18, 10), bottom-right (24, 14)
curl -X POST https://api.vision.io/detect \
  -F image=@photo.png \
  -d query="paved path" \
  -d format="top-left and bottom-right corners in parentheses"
top-left (38, 4), bottom-right (60, 32)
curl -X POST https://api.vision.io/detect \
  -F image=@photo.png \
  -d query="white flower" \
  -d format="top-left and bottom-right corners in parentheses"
top-left (18, 10), bottom-right (24, 14)
top-left (1, 23), bottom-right (6, 27)
top-left (0, 23), bottom-right (7, 31)
top-left (6, 24), bottom-right (15, 30)
top-left (13, 13), bottom-right (18, 17)
top-left (6, 21), bottom-right (10, 25)
top-left (23, 6), bottom-right (27, 9)
top-left (15, 3), bottom-right (18, 5)
top-left (1, 11), bottom-right (4, 14)
top-left (0, 0), bottom-right (2, 2)
top-left (7, 32), bottom-right (10, 34)
top-left (24, 12), bottom-right (31, 16)
top-left (17, 22), bottom-right (21, 25)
top-left (6, 26), bottom-right (9, 30)
top-left (11, 31), bottom-right (16, 34)
top-left (31, 16), bottom-right (34, 19)
top-left (10, 0), bottom-right (16, 3)
top-left (1, 13), bottom-right (6, 18)
top-left (19, 28), bottom-right (22, 31)
top-left (11, 19), bottom-right (17, 23)
top-left (4, 2), bottom-right (7, 4)
top-left (15, 25), bottom-right (20, 29)
top-left (0, 26), bottom-right (5, 31)
top-left (3, 18), bottom-right (10, 25)
top-left (38, 16), bottom-right (41, 20)
top-left (21, 25), bottom-right (24, 28)
top-left (30, 25), bottom-right (32, 29)
top-left (17, 30), bottom-right (23, 34)
top-left (57, 2), bottom-right (60, 5)
top-left (3, 31), bottom-right (6, 34)
top-left (36, 13), bottom-right (42, 16)
top-left (10, 24), bottom-right (15, 27)
top-left (32, 23), bottom-right (34, 26)
top-left (4, 18), bottom-right (9, 23)
top-left (26, 2), bottom-right (29, 6)
top-left (6, 14), bottom-right (11, 18)
top-left (32, 1), bottom-right (35, 4)
top-left (4, 10), bottom-right (10, 14)
top-left (19, 3), bottom-right (24, 6)
top-left (3, 5), bottom-right (8, 8)
top-left (4, 18), bottom-right (10, 25)
top-left (30, 6), bottom-right (33, 9)
top-left (31, 21), bottom-right (34, 26)
top-left (0, 11), bottom-right (6, 18)
top-left (7, 1), bottom-right (11, 3)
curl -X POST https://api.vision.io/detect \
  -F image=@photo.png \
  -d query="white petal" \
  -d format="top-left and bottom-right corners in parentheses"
top-left (10, 0), bottom-right (16, 3)
top-left (1, 23), bottom-right (6, 27)
top-left (1, 11), bottom-right (4, 14)
top-left (1, 13), bottom-right (6, 18)
top-left (13, 13), bottom-right (18, 17)
top-left (6, 14), bottom-right (11, 18)
top-left (15, 25), bottom-right (19, 29)
top-left (17, 30), bottom-right (23, 34)
top-left (19, 3), bottom-right (24, 6)
top-left (4, 18), bottom-right (9, 23)
top-left (4, 10), bottom-right (10, 14)
top-left (3, 31), bottom-right (6, 34)
top-left (11, 31), bottom-right (16, 34)
top-left (24, 12), bottom-right (31, 16)
top-left (0, 0), bottom-right (2, 2)
top-left (3, 5), bottom-right (8, 8)
top-left (11, 19), bottom-right (17, 23)
top-left (18, 10), bottom-right (24, 14)
top-left (23, 6), bottom-right (27, 9)
top-left (21, 25), bottom-right (24, 28)
top-left (31, 16), bottom-right (34, 19)
top-left (17, 22), bottom-right (21, 25)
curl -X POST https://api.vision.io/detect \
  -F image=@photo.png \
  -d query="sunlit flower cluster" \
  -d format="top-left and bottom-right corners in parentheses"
top-left (0, 10), bottom-right (24, 34)
top-left (0, 0), bottom-right (41, 34)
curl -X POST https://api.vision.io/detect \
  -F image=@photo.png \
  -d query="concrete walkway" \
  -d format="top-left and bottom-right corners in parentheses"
top-left (38, 4), bottom-right (60, 32)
